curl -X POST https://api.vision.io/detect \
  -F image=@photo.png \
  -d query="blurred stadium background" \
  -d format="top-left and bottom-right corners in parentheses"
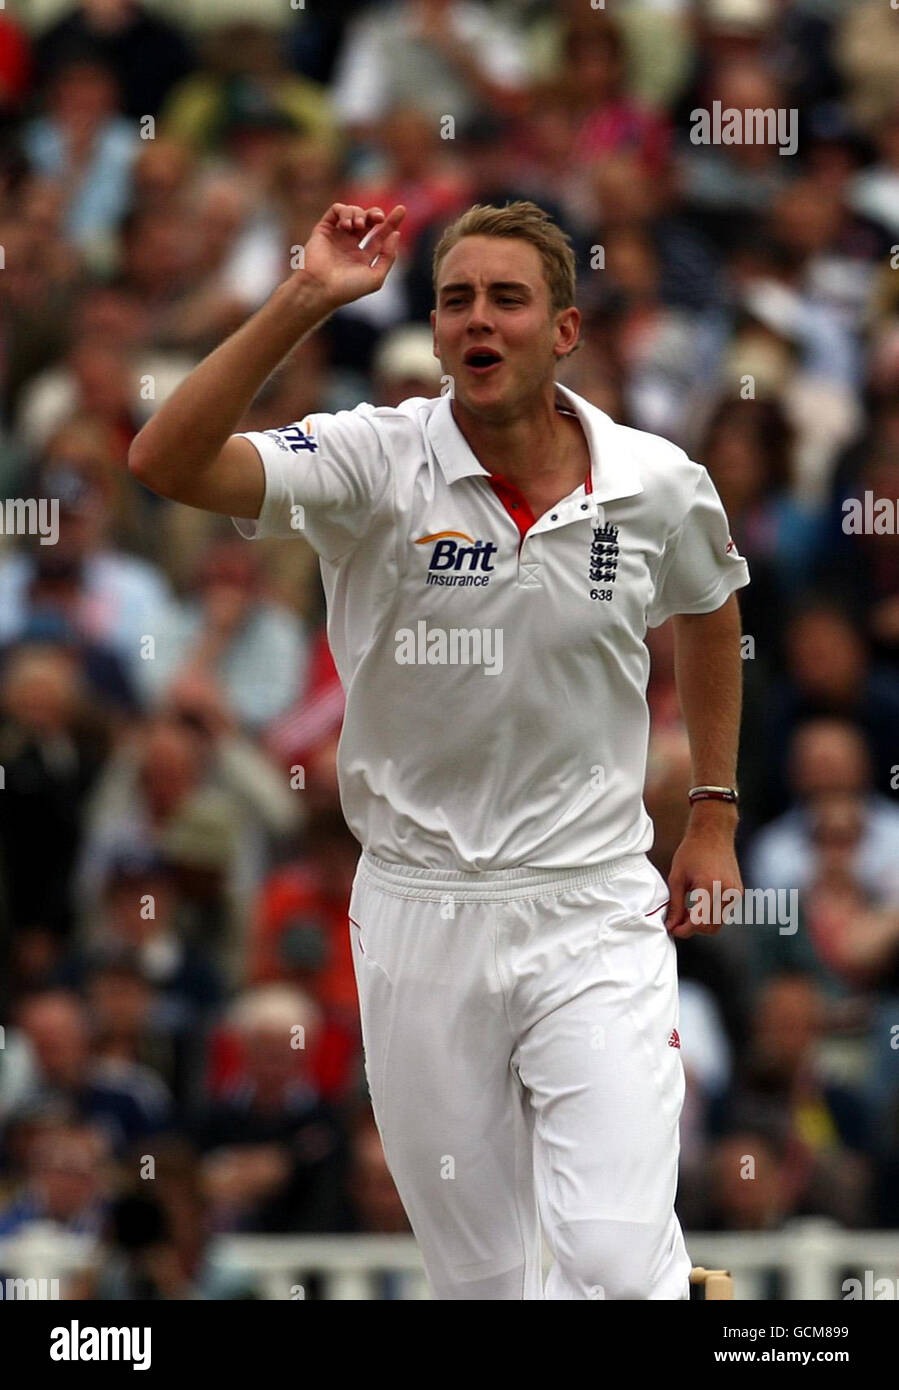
top-left (0, 0), bottom-right (898, 1300)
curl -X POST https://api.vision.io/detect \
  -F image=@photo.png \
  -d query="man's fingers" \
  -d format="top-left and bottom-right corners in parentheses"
top-left (367, 227), bottom-right (402, 278)
top-left (665, 869), bottom-right (689, 932)
top-left (358, 205), bottom-right (406, 253)
top-left (329, 203), bottom-right (368, 233)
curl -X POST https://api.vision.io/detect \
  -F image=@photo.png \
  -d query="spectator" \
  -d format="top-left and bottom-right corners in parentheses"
top-left (0, 1118), bottom-right (111, 1239)
top-left (747, 718), bottom-right (899, 902)
top-left (677, 59), bottom-right (795, 248)
top-left (14, 991), bottom-right (171, 1157)
top-left (707, 974), bottom-right (872, 1227)
top-left (0, 643), bottom-right (110, 939)
top-left (344, 106), bottom-right (464, 260)
top-left (331, 0), bottom-right (528, 138)
top-left (762, 603), bottom-right (899, 806)
top-left (0, 419), bottom-right (173, 692)
top-left (161, 22), bottom-right (335, 158)
top-left (138, 538), bottom-right (307, 733)
top-left (77, 701), bottom-right (298, 980)
top-left (195, 985), bottom-right (349, 1233)
top-left (22, 56), bottom-right (139, 253)
top-left (371, 324), bottom-right (445, 406)
top-left (562, 13), bottom-right (670, 180)
top-left (34, 0), bottom-right (196, 120)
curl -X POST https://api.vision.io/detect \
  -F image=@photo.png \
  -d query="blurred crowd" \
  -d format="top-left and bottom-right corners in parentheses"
top-left (0, 0), bottom-right (898, 1298)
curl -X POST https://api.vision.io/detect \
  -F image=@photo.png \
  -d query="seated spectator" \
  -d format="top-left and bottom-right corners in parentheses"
top-left (0, 643), bottom-right (111, 939)
top-left (580, 223), bottom-right (706, 442)
top-left (22, 56), bottom-right (139, 254)
top-left (34, 0), bottom-right (195, 121)
top-left (113, 205), bottom-right (198, 339)
top-left (701, 1128), bottom-right (790, 1234)
top-left (83, 949), bottom-right (184, 1108)
top-left (747, 718), bottom-right (899, 901)
top-left (707, 974), bottom-right (872, 1228)
top-left (0, 1118), bottom-right (111, 1240)
top-left (241, 810), bottom-right (361, 1099)
top-left (525, 0), bottom-right (692, 113)
top-left (761, 603), bottom-right (899, 807)
top-left (17, 331), bottom-right (142, 457)
top-left (90, 1138), bottom-right (257, 1299)
top-left (195, 985), bottom-right (350, 1233)
top-left (331, 0), bottom-right (528, 141)
top-left (677, 59), bottom-right (794, 248)
top-left (62, 848), bottom-right (225, 1104)
top-left (345, 106), bottom-right (465, 262)
top-left (579, 152), bottom-right (722, 314)
top-left (0, 420), bottom-right (173, 694)
top-left (698, 396), bottom-right (822, 602)
top-left (0, 202), bottom-right (82, 427)
top-left (138, 539), bottom-right (308, 734)
top-left (816, 449), bottom-right (899, 672)
top-left (716, 261), bottom-right (861, 505)
top-left (562, 13), bottom-right (670, 181)
top-left (371, 324), bottom-right (445, 406)
top-left (14, 991), bottom-right (171, 1157)
top-left (15, 287), bottom-right (195, 542)
top-left (77, 699), bottom-right (298, 978)
top-left (160, 22), bottom-right (335, 157)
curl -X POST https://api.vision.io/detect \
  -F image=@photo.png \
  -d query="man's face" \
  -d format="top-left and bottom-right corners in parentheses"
top-left (431, 236), bottom-right (578, 423)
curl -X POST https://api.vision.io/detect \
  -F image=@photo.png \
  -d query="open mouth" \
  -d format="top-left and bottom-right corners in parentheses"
top-left (463, 348), bottom-right (504, 375)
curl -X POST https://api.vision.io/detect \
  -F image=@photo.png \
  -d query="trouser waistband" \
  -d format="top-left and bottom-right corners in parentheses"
top-left (357, 850), bottom-right (646, 903)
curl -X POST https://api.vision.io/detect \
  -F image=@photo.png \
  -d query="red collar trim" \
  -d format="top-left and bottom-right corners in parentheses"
top-left (488, 465), bottom-right (593, 541)
top-left (487, 474), bottom-right (534, 541)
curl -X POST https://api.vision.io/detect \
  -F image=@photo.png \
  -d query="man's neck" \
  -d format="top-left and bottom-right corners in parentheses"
top-left (450, 387), bottom-right (586, 494)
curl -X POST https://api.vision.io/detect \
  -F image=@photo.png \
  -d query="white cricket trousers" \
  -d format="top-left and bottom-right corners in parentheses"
top-left (348, 848), bottom-right (692, 1301)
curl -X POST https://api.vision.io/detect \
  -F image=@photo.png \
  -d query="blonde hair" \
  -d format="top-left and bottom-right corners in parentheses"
top-left (432, 201), bottom-right (577, 318)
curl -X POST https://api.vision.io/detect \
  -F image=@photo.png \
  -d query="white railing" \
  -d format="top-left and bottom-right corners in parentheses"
top-left (2, 1221), bottom-right (899, 1299)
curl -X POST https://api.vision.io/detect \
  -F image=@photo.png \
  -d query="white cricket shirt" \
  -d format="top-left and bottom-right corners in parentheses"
top-left (233, 383), bottom-right (750, 871)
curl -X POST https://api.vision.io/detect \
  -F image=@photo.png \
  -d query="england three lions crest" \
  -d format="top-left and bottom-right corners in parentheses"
top-left (589, 522), bottom-right (619, 598)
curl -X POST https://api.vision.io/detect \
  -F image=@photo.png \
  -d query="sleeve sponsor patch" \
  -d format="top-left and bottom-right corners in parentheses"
top-left (264, 421), bottom-right (318, 454)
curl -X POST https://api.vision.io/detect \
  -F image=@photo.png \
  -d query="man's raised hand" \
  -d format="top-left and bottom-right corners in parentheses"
top-left (301, 203), bottom-right (406, 310)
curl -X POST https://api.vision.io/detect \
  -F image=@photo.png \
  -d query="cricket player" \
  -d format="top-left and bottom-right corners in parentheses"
top-left (130, 200), bottom-right (749, 1300)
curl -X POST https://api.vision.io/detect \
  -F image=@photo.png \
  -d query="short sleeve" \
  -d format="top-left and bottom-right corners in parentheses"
top-left (230, 406), bottom-right (390, 563)
top-left (646, 466), bottom-right (750, 628)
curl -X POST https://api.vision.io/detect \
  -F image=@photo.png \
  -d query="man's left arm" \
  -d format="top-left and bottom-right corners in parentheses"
top-left (665, 592), bottom-right (743, 938)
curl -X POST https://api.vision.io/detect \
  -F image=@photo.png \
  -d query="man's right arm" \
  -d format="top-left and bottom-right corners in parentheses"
top-left (128, 203), bottom-right (405, 519)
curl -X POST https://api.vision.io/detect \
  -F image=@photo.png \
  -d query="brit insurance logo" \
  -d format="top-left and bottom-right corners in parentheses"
top-left (589, 521), bottom-right (619, 601)
top-left (415, 531), bottom-right (499, 588)
top-left (263, 420), bottom-right (318, 453)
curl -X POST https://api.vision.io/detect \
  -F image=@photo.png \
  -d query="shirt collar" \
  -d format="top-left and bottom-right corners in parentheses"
top-left (426, 382), bottom-right (643, 504)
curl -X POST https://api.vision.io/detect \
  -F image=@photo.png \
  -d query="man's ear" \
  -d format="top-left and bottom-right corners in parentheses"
top-left (430, 308), bottom-right (439, 359)
top-left (554, 305), bottom-right (581, 359)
